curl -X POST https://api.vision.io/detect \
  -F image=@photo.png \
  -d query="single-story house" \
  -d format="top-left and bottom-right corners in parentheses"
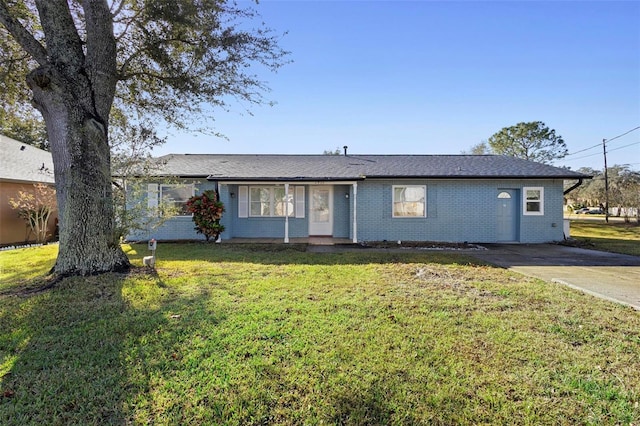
top-left (128, 153), bottom-right (588, 244)
top-left (0, 134), bottom-right (57, 246)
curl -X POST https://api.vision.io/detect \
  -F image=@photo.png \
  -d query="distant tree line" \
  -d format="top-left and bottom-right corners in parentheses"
top-left (566, 165), bottom-right (640, 222)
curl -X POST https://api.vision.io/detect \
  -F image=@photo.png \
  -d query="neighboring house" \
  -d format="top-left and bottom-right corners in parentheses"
top-left (0, 134), bottom-right (57, 246)
top-left (128, 154), bottom-right (588, 244)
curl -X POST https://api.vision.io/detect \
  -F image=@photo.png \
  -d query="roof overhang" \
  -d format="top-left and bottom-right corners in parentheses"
top-left (215, 179), bottom-right (361, 185)
top-left (0, 178), bottom-right (56, 185)
top-left (116, 174), bottom-right (591, 181)
top-left (210, 176), bottom-right (365, 183)
top-left (366, 174), bottom-right (591, 180)
top-left (112, 174), bottom-right (210, 179)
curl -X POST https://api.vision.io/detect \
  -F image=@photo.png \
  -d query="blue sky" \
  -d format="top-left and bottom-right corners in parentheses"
top-left (156, 1), bottom-right (640, 171)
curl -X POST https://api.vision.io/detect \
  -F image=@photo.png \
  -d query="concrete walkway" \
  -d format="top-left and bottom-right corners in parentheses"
top-left (469, 244), bottom-right (640, 310)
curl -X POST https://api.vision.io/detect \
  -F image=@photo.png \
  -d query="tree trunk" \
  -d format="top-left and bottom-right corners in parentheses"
top-left (1, 2), bottom-right (128, 275)
top-left (0, 0), bottom-right (131, 276)
top-left (27, 67), bottom-right (129, 275)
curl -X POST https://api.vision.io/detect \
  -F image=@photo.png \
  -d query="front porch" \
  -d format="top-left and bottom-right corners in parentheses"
top-left (218, 181), bottom-right (359, 244)
top-left (223, 237), bottom-right (354, 246)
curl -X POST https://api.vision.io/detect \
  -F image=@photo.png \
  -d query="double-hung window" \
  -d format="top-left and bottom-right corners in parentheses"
top-left (393, 185), bottom-right (426, 217)
top-left (250, 186), bottom-right (294, 217)
top-left (523, 187), bottom-right (544, 215)
top-left (160, 184), bottom-right (194, 216)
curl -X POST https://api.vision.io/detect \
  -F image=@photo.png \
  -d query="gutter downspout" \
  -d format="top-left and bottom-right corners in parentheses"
top-left (564, 178), bottom-right (584, 196)
top-left (562, 178), bottom-right (584, 241)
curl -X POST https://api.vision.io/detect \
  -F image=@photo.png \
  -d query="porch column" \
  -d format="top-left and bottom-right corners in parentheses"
top-left (284, 183), bottom-right (290, 243)
top-left (352, 182), bottom-right (358, 243)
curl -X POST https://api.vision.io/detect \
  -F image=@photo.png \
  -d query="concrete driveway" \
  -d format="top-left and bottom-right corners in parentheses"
top-left (470, 244), bottom-right (640, 310)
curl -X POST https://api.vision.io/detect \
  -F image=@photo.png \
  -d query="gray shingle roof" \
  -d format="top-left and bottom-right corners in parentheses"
top-left (0, 134), bottom-right (55, 184)
top-left (149, 153), bottom-right (588, 181)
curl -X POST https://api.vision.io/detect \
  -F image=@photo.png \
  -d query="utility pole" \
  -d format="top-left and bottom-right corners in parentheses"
top-left (602, 138), bottom-right (609, 223)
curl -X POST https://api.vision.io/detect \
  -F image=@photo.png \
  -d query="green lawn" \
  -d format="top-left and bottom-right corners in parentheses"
top-left (569, 220), bottom-right (640, 256)
top-left (1, 244), bottom-right (639, 425)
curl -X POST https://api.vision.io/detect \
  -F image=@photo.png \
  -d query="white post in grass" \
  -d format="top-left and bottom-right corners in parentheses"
top-left (144, 238), bottom-right (157, 267)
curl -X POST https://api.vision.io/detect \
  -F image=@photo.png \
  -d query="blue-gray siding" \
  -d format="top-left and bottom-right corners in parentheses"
top-left (354, 179), bottom-right (564, 243)
top-left (127, 179), bottom-right (215, 242)
top-left (218, 184), bottom-right (308, 239)
top-left (131, 179), bottom-right (566, 244)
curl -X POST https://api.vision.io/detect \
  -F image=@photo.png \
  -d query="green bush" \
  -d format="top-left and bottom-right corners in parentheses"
top-left (185, 190), bottom-right (225, 241)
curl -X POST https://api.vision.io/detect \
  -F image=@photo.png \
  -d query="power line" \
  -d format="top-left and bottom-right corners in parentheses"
top-left (605, 126), bottom-right (640, 144)
top-left (607, 141), bottom-right (640, 153)
top-left (564, 126), bottom-right (640, 158)
top-left (561, 141), bottom-right (639, 162)
top-left (564, 142), bottom-right (601, 157)
top-left (562, 151), bottom-right (604, 162)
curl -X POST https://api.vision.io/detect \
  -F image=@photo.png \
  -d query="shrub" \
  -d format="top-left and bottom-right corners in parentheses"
top-left (186, 190), bottom-right (225, 241)
top-left (9, 183), bottom-right (57, 244)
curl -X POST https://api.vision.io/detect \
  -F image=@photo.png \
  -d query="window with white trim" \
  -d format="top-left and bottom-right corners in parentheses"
top-left (250, 186), bottom-right (295, 217)
top-left (160, 184), bottom-right (194, 216)
top-left (523, 187), bottom-right (544, 215)
top-left (393, 185), bottom-right (426, 217)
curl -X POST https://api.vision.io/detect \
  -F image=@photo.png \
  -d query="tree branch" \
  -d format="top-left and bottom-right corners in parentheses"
top-left (117, 35), bottom-right (201, 80)
top-left (0, 0), bottom-right (48, 65)
top-left (113, 7), bottom-right (144, 44)
top-left (34, 0), bottom-right (84, 73)
top-left (109, 0), bottom-right (126, 18)
top-left (82, 0), bottom-right (117, 120)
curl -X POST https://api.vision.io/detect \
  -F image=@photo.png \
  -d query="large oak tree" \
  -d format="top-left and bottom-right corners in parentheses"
top-left (0, 0), bottom-right (287, 275)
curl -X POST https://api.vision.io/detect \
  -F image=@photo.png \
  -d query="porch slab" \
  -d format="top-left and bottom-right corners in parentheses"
top-left (223, 237), bottom-right (353, 245)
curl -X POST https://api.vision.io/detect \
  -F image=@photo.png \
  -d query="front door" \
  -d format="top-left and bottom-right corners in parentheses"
top-left (309, 186), bottom-right (333, 236)
top-left (497, 190), bottom-right (517, 242)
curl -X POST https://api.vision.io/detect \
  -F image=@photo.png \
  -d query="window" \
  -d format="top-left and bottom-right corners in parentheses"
top-left (160, 184), bottom-right (194, 216)
top-left (249, 186), bottom-right (294, 217)
top-left (393, 185), bottom-right (426, 217)
top-left (523, 187), bottom-right (544, 215)
top-left (238, 186), bottom-right (304, 218)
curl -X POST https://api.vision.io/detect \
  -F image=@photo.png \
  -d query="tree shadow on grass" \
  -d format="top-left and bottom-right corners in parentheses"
top-left (0, 243), bottom-right (490, 424)
top-left (0, 269), bottom-right (233, 425)
top-left (0, 274), bottom-right (134, 424)
top-left (0, 263), bottom-right (430, 424)
top-left (3, 252), bottom-right (637, 424)
top-left (0, 257), bottom-right (234, 423)
top-left (325, 381), bottom-right (420, 426)
top-left (0, 272), bottom-right (195, 424)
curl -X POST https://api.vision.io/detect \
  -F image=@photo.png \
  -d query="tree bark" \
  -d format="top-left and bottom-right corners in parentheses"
top-left (13, 0), bottom-right (131, 275)
top-left (27, 66), bottom-right (129, 275)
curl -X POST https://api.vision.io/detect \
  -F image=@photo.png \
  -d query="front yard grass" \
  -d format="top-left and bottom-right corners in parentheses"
top-left (569, 220), bottom-right (640, 256)
top-left (1, 243), bottom-right (639, 425)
